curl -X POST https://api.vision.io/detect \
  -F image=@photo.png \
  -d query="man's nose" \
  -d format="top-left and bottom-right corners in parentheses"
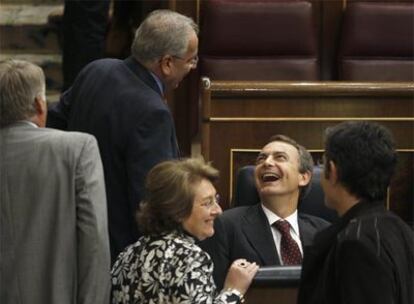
top-left (263, 155), bottom-right (275, 166)
top-left (211, 202), bottom-right (222, 215)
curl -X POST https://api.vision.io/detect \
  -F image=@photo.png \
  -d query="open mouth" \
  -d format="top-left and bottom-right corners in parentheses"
top-left (262, 172), bottom-right (281, 182)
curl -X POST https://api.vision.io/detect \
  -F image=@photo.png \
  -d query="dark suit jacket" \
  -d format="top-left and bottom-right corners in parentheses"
top-left (200, 204), bottom-right (330, 289)
top-left (298, 201), bottom-right (414, 304)
top-left (47, 57), bottom-right (179, 262)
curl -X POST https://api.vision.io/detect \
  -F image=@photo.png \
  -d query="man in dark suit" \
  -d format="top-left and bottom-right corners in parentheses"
top-left (47, 10), bottom-right (199, 262)
top-left (298, 121), bottom-right (414, 304)
top-left (201, 135), bottom-right (329, 289)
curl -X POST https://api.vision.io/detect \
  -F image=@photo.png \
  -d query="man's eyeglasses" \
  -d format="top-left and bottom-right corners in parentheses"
top-left (172, 55), bottom-right (199, 67)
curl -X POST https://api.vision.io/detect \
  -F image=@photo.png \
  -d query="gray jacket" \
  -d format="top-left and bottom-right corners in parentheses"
top-left (0, 122), bottom-right (110, 304)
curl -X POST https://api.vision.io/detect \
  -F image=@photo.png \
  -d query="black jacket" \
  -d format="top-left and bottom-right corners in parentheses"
top-left (47, 57), bottom-right (179, 262)
top-left (200, 204), bottom-right (330, 289)
top-left (298, 201), bottom-right (414, 304)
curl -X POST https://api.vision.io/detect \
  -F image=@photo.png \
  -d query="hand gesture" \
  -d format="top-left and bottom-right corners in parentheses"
top-left (223, 259), bottom-right (259, 295)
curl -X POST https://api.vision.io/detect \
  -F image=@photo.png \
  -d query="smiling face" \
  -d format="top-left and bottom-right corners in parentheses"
top-left (181, 178), bottom-right (222, 241)
top-left (162, 30), bottom-right (198, 91)
top-left (254, 141), bottom-right (311, 204)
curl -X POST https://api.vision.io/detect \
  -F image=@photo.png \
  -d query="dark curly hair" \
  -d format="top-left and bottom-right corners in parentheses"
top-left (137, 158), bottom-right (219, 235)
top-left (324, 121), bottom-right (397, 201)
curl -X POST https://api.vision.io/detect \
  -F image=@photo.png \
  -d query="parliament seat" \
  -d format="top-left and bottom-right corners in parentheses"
top-left (338, 1), bottom-right (414, 81)
top-left (190, 0), bottom-right (321, 139)
top-left (200, 0), bottom-right (320, 81)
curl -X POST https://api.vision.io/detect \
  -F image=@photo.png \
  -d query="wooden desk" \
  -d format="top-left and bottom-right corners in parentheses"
top-left (246, 287), bottom-right (298, 304)
top-left (245, 266), bottom-right (300, 304)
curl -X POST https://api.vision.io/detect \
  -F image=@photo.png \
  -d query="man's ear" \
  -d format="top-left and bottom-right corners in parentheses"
top-left (327, 160), bottom-right (338, 184)
top-left (34, 95), bottom-right (46, 115)
top-left (160, 55), bottom-right (173, 77)
top-left (33, 95), bottom-right (47, 127)
top-left (298, 170), bottom-right (312, 187)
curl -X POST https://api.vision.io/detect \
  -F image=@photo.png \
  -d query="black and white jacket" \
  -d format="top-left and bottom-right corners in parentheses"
top-left (111, 229), bottom-right (242, 304)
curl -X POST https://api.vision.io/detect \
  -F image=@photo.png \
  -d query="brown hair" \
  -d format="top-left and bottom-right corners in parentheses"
top-left (137, 158), bottom-right (219, 235)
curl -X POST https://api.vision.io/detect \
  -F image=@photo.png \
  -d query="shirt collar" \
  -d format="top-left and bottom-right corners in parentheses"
top-left (149, 71), bottom-right (165, 96)
top-left (261, 204), bottom-right (300, 236)
top-left (15, 120), bottom-right (38, 128)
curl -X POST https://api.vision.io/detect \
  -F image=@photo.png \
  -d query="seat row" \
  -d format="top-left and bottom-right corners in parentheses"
top-left (199, 0), bottom-right (414, 82)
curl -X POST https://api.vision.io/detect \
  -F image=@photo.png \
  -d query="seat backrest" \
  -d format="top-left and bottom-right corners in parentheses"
top-left (200, 0), bottom-right (320, 80)
top-left (338, 2), bottom-right (414, 81)
top-left (233, 165), bottom-right (337, 222)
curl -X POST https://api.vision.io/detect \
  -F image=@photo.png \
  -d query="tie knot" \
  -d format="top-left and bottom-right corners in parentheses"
top-left (273, 220), bottom-right (291, 235)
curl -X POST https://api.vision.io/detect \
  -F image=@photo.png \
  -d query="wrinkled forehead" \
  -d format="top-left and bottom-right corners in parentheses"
top-left (261, 141), bottom-right (300, 160)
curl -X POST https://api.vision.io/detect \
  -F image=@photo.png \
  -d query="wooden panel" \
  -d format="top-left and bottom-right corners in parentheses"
top-left (390, 152), bottom-right (414, 225)
top-left (319, 0), bottom-right (344, 80)
top-left (201, 80), bottom-right (414, 226)
top-left (210, 97), bottom-right (413, 118)
top-left (245, 287), bottom-right (298, 304)
top-left (167, 0), bottom-right (199, 155)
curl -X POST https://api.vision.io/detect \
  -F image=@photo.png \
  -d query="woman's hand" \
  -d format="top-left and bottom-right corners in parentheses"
top-left (223, 258), bottom-right (259, 295)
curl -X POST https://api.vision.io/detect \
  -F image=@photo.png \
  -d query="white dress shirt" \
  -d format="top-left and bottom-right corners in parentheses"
top-left (261, 204), bottom-right (303, 265)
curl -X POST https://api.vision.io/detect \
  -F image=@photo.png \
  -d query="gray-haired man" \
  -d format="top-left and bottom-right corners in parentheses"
top-left (0, 59), bottom-right (110, 303)
top-left (47, 10), bottom-right (199, 262)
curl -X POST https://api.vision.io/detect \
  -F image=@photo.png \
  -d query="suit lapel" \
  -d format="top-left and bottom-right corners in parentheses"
top-left (241, 205), bottom-right (280, 265)
top-left (298, 215), bottom-right (317, 248)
